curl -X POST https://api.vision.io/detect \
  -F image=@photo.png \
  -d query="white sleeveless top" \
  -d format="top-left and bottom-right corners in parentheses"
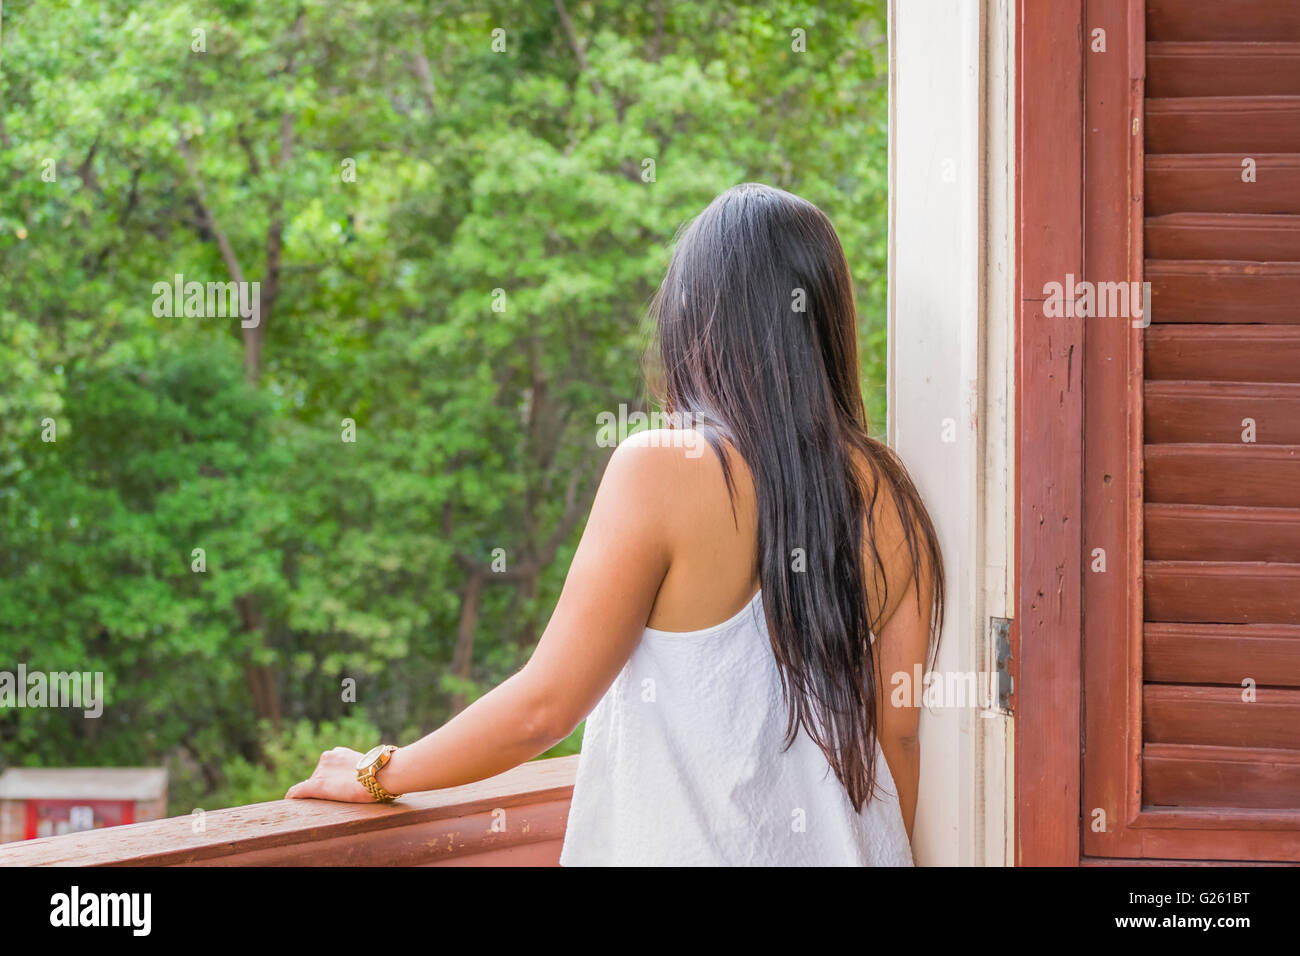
top-left (559, 590), bottom-right (914, 866)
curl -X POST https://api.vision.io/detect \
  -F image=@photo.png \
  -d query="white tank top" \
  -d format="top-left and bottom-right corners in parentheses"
top-left (558, 590), bottom-right (915, 866)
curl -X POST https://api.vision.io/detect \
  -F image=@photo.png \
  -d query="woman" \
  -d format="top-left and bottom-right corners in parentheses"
top-left (288, 183), bottom-right (944, 866)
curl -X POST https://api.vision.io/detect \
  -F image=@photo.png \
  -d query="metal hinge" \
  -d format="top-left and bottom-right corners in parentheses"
top-left (991, 617), bottom-right (1014, 715)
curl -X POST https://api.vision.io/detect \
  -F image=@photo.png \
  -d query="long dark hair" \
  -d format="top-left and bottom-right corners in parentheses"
top-left (647, 183), bottom-right (945, 812)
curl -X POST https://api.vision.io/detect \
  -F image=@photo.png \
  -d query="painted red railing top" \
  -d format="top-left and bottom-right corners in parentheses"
top-left (0, 755), bottom-right (578, 867)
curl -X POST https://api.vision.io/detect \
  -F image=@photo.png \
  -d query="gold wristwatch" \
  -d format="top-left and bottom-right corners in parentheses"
top-left (356, 744), bottom-right (403, 803)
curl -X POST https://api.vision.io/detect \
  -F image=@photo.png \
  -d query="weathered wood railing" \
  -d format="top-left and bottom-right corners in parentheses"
top-left (0, 755), bottom-right (578, 866)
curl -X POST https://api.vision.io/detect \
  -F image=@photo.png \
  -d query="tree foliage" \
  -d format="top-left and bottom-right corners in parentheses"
top-left (0, 0), bottom-right (889, 811)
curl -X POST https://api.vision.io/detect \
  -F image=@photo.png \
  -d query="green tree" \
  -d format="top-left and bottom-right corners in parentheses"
top-left (0, 0), bottom-right (889, 806)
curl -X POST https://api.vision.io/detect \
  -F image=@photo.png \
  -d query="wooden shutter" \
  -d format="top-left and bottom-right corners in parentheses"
top-left (1066, 0), bottom-right (1300, 863)
top-left (1141, 0), bottom-right (1300, 821)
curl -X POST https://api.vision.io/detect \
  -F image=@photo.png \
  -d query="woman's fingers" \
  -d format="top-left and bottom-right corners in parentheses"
top-left (285, 750), bottom-right (333, 799)
top-left (285, 746), bottom-right (373, 802)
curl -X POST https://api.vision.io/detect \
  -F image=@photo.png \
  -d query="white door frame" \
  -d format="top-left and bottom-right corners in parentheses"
top-left (887, 0), bottom-right (1015, 866)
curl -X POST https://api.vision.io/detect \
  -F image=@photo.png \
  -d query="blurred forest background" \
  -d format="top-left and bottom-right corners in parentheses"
top-left (0, 0), bottom-right (889, 813)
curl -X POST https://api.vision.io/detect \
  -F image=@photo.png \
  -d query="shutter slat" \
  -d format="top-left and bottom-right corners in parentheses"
top-left (1145, 622), bottom-right (1300, 686)
top-left (1147, 154), bottom-right (1300, 216)
top-left (1146, 260), bottom-right (1300, 323)
top-left (1146, 213), bottom-right (1300, 262)
top-left (1147, 97), bottom-right (1300, 153)
top-left (1145, 685), bottom-right (1300, 749)
top-left (1145, 561), bottom-right (1300, 625)
top-left (1145, 326), bottom-right (1300, 382)
top-left (1146, 445), bottom-right (1300, 507)
top-left (1148, 42), bottom-right (1300, 98)
top-left (1146, 504), bottom-right (1300, 562)
top-left (1148, 0), bottom-right (1300, 42)
top-left (1145, 382), bottom-right (1300, 443)
top-left (1144, 744), bottom-right (1300, 810)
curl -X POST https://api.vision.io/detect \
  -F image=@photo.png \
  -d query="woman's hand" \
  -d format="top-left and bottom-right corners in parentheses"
top-left (285, 746), bottom-right (376, 803)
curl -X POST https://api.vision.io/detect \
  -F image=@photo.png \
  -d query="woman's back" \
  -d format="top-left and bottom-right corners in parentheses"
top-left (632, 427), bottom-right (917, 633)
top-left (558, 429), bottom-right (918, 866)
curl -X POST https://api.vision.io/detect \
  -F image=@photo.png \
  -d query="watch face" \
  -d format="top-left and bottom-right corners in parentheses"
top-left (357, 745), bottom-right (385, 771)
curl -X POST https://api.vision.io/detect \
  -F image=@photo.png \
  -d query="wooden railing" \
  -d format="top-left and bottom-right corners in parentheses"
top-left (0, 755), bottom-right (578, 866)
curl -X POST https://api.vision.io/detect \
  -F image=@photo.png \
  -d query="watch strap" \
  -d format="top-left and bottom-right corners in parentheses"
top-left (358, 744), bottom-right (402, 803)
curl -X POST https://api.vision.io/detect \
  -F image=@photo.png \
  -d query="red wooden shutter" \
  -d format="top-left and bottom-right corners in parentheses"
top-left (1141, 0), bottom-right (1300, 821)
top-left (1071, 0), bottom-right (1300, 863)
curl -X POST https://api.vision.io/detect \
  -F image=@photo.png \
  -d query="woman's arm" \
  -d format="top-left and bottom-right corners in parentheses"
top-left (286, 437), bottom-right (677, 803)
top-left (873, 568), bottom-right (934, 843)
